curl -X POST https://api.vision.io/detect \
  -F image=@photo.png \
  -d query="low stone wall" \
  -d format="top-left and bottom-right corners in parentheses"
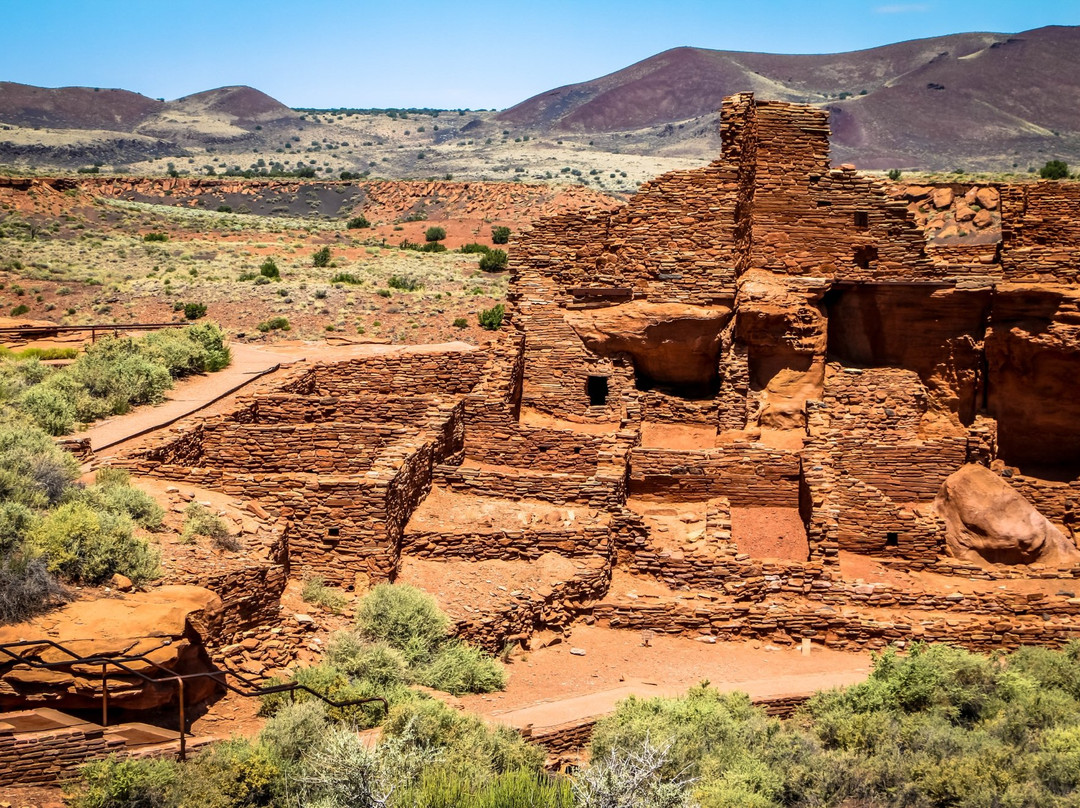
top-left (592, 596), bottom-right (1080, 653)
top-left (0, 713), bottom-right (126, 786)
top-left (628, 444), bottom-right (800, 505)
top-left (454, 559), bottom-right (611, 652)
top-left (304, 348), bottom-right (489, 396)
top-left (403, 524), bottom-right (612, 562)
top-left (435, 463), bottom-right (627, 508)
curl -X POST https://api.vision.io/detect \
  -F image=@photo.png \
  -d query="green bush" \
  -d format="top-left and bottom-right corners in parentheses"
top-left (326, 632), bottom-right (409, 688)
top-left (0, 421), bottom-right (80, 507)
top-left (259, 699), bottom-right (329, 763)
top-left (479, 248), bottom-right (508, 272)
top-left (418, 640), bottom-right (507, 695)
top-left (19, 384), bottom-right (76, 435)
top-left (453, 317), bottom-right (469, 328)
top-left (313, 246), bottom-right (332, 267)
top-left (887, 168), bottom-right (902, 181)
top-left (460, 242), bottom-right (490, 255)
top-left (387, 274), bottom-right (423, 292)
top-left (257, 316), bottom-right (290, 332)
top-left (181, 502), bottom-right (238, 550)
top-left (10, 304), bottom-right (29, 316)
top-left (1040, 160), bottom-right (1069, 180)
top-left (478, 303), bottom-right (505, 331)
top-left (81, 472), bottom-right (165, 531)
top-left (28, 501), bottom-right (159, 584)
top-left (259, 258), bottom-right (280, 279)
top-left (302, 575), bottom-right (349, 613)
top-left (143, 232), bottom-right (169, 242)
top-left (183, 302), bottom-right (207, 320)
top-left (356, 583), bottom-right (450, 665)
top-left (347, 215), bottom-right (371, 229)
top-left (491, 225), bottom-right (511, 244)
top-left (71, 756), bottom-right (179, 808)
top-left (425, 226), bottom-right (447, 243)
top-left (331, 272), bottom-right (363, 284)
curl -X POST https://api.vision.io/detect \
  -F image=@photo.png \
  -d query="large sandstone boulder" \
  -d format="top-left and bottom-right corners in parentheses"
top-left (566, 301), bottom-right (731, 385)
top-left (935, 465), bottom-right (1080, 566)
top-left (0, 585), bottom-right (223, 711)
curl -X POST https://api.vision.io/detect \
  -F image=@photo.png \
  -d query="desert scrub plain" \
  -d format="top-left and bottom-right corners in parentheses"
top-left (0, 189), bottom-right (509, 345)
top-left (66, 642), bottom-right (1080, 808)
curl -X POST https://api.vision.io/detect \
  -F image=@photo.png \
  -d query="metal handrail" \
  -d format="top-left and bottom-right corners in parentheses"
top-left (0, 322), bottom-right (187, 344)
top-left (0, 639), bottom-right (388, 760)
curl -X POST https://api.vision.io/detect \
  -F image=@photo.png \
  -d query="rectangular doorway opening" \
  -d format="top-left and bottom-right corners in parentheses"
top-left (885, 531), bottom-right (899, 548)
top-left (586, 375), bottom-right (609, 407)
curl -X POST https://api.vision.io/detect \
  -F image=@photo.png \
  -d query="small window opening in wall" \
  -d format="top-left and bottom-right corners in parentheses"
top-left (886, 531), bottom-right (899, 547)
top-left (327, 527), bottom-right (340, 538)
top-left (586, 375), bottom-right (609, 407)
top-left (854, 245), bottom-right (878, 269)
top-left (854, 210), bottom-right (869, 228)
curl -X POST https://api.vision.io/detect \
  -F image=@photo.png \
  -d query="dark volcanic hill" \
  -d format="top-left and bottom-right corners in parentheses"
top-left (0, 82), bottom-right (164, 130)
top-left (499, 25), bottom-right (1080, 170)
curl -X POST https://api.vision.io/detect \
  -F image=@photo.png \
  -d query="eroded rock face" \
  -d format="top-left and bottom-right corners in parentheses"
top-left (935, 464), bottom-right (1080, 566)
top-left (565, 301), bottom-right (731, 386)
top-left (0, 585), bottom-right (223, 711)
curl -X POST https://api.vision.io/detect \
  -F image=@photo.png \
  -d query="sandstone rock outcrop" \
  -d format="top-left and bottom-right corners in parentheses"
top-left (565, 302), bottom-right (731, 386)
top-left (0, 586), bottom-right (223, 711)
top-left (935, 464), bottom-right (1080, 566)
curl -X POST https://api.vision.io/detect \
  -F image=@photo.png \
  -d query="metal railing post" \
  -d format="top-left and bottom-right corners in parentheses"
top-left (101, 664), bottom-right (109, 727)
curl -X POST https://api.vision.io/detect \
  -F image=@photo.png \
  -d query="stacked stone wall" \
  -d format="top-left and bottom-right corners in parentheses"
top-left (628, 445), bottom-right (800, 505)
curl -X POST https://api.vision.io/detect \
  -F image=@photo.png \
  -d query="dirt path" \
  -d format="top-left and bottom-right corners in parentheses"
top-left (464, 625), bottom-right (873, 732)
top-left (75, 342), bottom-right (302, 454)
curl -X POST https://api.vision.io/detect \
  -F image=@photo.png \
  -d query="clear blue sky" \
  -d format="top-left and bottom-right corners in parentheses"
top-left (3, 1), bottom-right (1076, 109)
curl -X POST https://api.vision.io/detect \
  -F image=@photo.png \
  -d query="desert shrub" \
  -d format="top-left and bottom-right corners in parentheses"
top-left (1040, 160), bottom-right (1069, 180)
top-left (491, 225), bottom-right (511, 244)
top-left (0, 554), bottom-right (69, 625)
top-left (169, 739), bottom-right (285, 808)
top-left (259, 699), bottom-right (329, 763)
top-left (460, 242), bottom-right (490, 255)
top-left (331, 271), bottom-right (363, 284)
top-left (257, 316), bottom-right (290, 332)
top-left (347, 215), bottom-right (371, 229)
top-left (181, 502), bottom-right (237, 550)
top-left (302, 575), bottom-right (349, 613)
top-left (295, 723), bottom-right (436, 808)
top-left (260, 662), bottom-right (402, 728)
top-left (70, 756), bottom-right (180, 808)
top-left (143, 232), bottom-right (169, 242)
top-left (478, 303), bottom-right (505, 331)
top-left (387, 274), bottom-right (423, 292)
top-left (19, 384), bottom-right (76, 435)
top-left (478, 248), bottom-right (508, 272)
top-left (28, 501), bottom-right (159, 584)
top-left (453, 317), bottom-right (468, 328)
top-left (355, 583), bottom-right (450, 665)
top-left (10, 303), bottom-right (29, 316)
top-left (326, 632), bottom-right (409, 688)
top-left (183, 302), bottom-right (207, 320)
top-left (425, 226), bottom-right (446, 243)
top-left (887, 168), bottom-right (902, 181)
top-left (81, 474), bottom-right (165, 531)
top-left (0, 421), bottom-right (80, 507)
top-left (418, 641), bottom-right (507, 695)
top-left (384, 699), bottom-right (543, 776)
top-left (216, 204), bottom-right (232, 213)
top-left (259, 257), bottom-right (280, 279)
top-left (313, 246), bottom-right (332, 267)
top-left (574, 736), bottom-right (698, 808)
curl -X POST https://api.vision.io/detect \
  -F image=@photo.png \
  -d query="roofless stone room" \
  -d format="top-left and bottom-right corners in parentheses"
top-left (2, 9), bottom-right (1080, 806)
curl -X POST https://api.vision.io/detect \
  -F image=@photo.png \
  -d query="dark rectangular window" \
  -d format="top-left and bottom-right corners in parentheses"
top-left (886, 531), bottom-right (899, 547)
top-left (854, 211), bottom-right (869, 228)
top-left (327, 527), bottom-right (340, 537)
top-left (586, 375), bottom-right (609, 407)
